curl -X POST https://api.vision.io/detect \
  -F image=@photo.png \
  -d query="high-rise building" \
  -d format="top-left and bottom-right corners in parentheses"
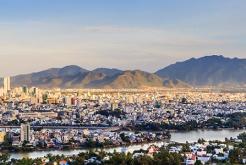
top-left (3, 77), bottom-right (10, 95)
top-left (20, 123), bottom-right (31, 142)
top-left (33, 87), bottom-right (39, 96)
top-left (0, 88), bottom-right (3, 97)
top-left (0, 131), bottom-right (6, 143)
top-left (22, 86), bottom-right (28, 94)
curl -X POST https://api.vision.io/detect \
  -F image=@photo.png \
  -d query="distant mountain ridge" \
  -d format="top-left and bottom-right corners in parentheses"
top-left (1, 66), bottom-right (187, 89)
top-left (0, 55), bottom-right (245, 88)
top-left (156, 55), bottom-right (246, 86)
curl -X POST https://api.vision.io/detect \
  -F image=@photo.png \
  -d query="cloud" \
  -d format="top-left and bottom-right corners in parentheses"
top-left (0, 23), bottom-right (245, 76)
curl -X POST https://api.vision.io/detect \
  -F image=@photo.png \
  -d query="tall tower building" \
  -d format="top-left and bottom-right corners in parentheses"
top-left (0, 88), bottom-right (3, 97)
top-left (3, 77), bottom-right (10, 95)
top-left (20, 123), bottom-right (31, 142)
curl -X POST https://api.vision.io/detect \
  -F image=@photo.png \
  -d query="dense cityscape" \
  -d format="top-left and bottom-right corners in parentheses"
top-left (0, 77), bottom-right (245, 164)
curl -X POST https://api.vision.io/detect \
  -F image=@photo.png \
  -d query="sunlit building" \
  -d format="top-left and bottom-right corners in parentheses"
top-left (3, 77), bottom-right (10, 95)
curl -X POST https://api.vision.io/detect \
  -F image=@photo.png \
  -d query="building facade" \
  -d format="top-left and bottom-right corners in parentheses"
top-left (3, 77), bottom-right (10, 95)
top-left (20, 123), bottom-right (31, 142)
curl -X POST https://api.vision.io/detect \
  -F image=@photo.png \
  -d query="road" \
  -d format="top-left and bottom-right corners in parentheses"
top-left (0, 125), bottom-right (120, 131)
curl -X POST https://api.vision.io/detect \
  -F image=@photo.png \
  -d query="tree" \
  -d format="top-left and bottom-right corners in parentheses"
top-left (133, 155), bottom-right (154, 165)
top-left (2, 134), bottom-right (12, 148)
top-left (0, 153), bottom-right (10, 164)
top-left (105, 152), bottom-right (133, 165)
top-left (182, 142), bottom-right (190, 152)
top-left (120, 133), bottom-right (130, 143)
top-left (238, 132), bottom-right (246, 142)
top-left (14, 158), bottom-right (35, 165)
top-left (198, 138), bottom-right (205, 144)
top-left (229, 148), bottom-right (240, 164)
top-left (153, 149), bottom-right (182, 165)
top-left (22, 140), bottom-right (29, 147)
top-left (195, 160), bottom-right (203, 165)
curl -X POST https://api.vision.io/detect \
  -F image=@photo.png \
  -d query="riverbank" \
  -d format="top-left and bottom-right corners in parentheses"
top-left (1, 129), bottom-right (245, 160)
top-left (0, 131), bottom-right (171, 155)
top-left (2, 131), bottom-right (246, 165)
top-left (0, 137), bottom-right (170, 154)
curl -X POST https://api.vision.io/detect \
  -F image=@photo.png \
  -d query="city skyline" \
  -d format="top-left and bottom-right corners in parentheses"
top-left (0, 0), bottom-right (246, 76)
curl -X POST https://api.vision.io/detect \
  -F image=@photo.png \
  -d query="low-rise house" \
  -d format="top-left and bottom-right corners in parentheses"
top-left (185, 152), bottom-right (196, 165)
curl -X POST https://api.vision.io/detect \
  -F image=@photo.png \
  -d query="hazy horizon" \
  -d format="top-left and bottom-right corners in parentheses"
top-left (0, 54), bottom-right (244, 78)
top-left (1, 0), bottom-right (246, 76)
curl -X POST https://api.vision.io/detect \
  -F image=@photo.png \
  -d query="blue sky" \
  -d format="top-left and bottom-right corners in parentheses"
top-left (0, 0), bottom-right (246, 76)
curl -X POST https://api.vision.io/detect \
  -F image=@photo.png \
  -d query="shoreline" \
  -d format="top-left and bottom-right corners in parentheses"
top-left (168, 127), bottom-right (246, 133)
top-left (1, 128), bottom-right (245, 156)
top-left (0, 137), bottom-right (170, 155)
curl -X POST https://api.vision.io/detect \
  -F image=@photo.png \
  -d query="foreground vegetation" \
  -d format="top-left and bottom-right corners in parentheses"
top-left (0, 149), bottom-right (182, 165)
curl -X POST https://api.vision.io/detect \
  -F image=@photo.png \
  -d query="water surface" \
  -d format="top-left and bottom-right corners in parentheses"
top-left (7, 129), bottom-right (246, 160)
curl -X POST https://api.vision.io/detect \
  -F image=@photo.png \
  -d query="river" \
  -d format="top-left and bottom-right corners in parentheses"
top-left (6, 129), bottom-right (246, 160)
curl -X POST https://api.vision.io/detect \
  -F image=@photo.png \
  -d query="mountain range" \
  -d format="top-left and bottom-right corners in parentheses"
top-left (0, 55), bottom-right (245, 89)
top-left (156, 55), bottom-right (246, 86)
top-left (6, 67), bottom-right (188, 89)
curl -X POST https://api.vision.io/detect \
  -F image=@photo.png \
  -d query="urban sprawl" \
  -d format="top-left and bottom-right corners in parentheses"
top-left (0, 77), bottom-right (246, 165)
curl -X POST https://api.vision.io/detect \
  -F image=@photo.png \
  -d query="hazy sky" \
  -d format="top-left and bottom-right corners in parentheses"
top-left (0, 0), bottom-right (246, 76)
